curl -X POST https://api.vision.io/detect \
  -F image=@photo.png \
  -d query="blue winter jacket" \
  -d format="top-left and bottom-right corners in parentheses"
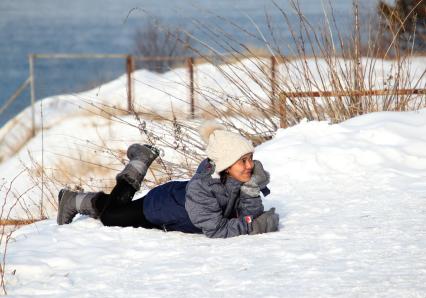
top-left (143, 180), bottom-right (202, 234)
top-left (143, 159), bottom-right (269, 238)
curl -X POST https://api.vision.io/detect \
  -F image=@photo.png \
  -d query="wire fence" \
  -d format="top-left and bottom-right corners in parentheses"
top-left (278, 88), bottom-right (426, 128)
top-left (1, 54), bottom-right (200, 136)
top-left (1, 53), bottom-right (425, 135)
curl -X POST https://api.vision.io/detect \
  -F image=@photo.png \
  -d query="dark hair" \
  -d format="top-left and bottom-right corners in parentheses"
top-left (219, 170), bottom-right (228, 184)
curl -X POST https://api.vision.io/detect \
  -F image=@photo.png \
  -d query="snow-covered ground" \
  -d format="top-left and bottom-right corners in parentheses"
top-left (1, 57), bottom-right (426, 296)
top-left (3, 110), bottom-right (426, 297)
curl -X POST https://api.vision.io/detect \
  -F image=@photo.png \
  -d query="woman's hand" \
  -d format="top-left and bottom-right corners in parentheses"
top-left (240, 160), bottom-right (270, 197)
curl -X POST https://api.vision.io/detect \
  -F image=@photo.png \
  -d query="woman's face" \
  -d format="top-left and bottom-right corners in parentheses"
top-left (226, 153), bottom-right (254, 182)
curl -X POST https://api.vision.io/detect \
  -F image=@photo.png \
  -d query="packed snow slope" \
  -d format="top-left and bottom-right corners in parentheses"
top-left (4, 110), bottom-right (426, 297)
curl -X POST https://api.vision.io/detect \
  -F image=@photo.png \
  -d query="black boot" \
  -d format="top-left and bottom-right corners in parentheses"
top-left (57, 189), bottom-right (100, 225)
top-left (116, 144), bottom-right (160, 190)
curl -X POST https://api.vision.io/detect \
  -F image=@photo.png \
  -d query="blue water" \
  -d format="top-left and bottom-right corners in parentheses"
top-left (0, 0), bottom-right (375, 127)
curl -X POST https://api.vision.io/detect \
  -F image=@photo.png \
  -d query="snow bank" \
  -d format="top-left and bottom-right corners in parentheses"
top-left (3, 109), bottom-right (426, 297)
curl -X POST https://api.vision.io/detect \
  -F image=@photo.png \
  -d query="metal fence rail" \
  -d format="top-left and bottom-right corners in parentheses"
top-left (278, 88), bottom-right (426, 128)
top-left (0, 77), bottom-right (31, 116)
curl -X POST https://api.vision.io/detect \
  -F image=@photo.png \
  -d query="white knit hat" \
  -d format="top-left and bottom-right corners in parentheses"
top-left (199, 120), bottom-right (254, 175)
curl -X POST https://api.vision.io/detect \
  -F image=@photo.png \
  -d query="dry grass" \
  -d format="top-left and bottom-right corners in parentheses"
top-left (166, 0), bottom-right (426, 134)
top-left (0, 171), bottom-right (34, 295)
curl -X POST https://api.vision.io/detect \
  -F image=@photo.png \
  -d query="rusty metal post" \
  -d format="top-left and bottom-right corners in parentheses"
top-left (352, 0), bottom-right (362, 115)
top-left (29, 54), bottom-right (36, 137)
top-left (126, 55), bottom-right (135, 112)
top-left (270, 56), bottom-right (277, 108)
top-left (187, 57), bottom-right (195, 118)
top-left (279, 93), bottom-right (287, 129)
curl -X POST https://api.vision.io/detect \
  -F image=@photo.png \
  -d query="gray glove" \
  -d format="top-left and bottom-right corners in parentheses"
top-left (249, 208), bottom-right (279, 235)
top-left (240, 160), bottom-right (270, 198)
top-left (238, 196), bottom-right (264, 218)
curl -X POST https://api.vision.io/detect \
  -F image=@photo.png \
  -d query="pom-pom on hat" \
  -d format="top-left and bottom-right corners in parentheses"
top-left (199, 120), bottom-right (254, 175)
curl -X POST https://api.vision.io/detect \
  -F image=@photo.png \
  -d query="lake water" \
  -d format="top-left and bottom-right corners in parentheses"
top-left (0, 0), bottom-right (375, 126)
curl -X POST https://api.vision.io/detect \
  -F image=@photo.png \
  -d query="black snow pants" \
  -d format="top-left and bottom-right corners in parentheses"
top-left (93, 180), bottom-right (156, 229)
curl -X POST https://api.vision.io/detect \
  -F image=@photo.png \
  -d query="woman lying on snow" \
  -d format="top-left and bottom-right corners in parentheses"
top-left (57, 121), bottom-right (279, 238)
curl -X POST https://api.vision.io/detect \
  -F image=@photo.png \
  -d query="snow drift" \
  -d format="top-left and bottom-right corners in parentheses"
top-left (3, 109), bottom-right (426, 297)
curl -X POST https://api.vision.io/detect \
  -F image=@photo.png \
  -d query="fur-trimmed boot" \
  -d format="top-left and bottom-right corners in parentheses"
top-left (57, 189), bottom-right (100, 225)
top-left (116, 144), bottom-right (160, 190)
